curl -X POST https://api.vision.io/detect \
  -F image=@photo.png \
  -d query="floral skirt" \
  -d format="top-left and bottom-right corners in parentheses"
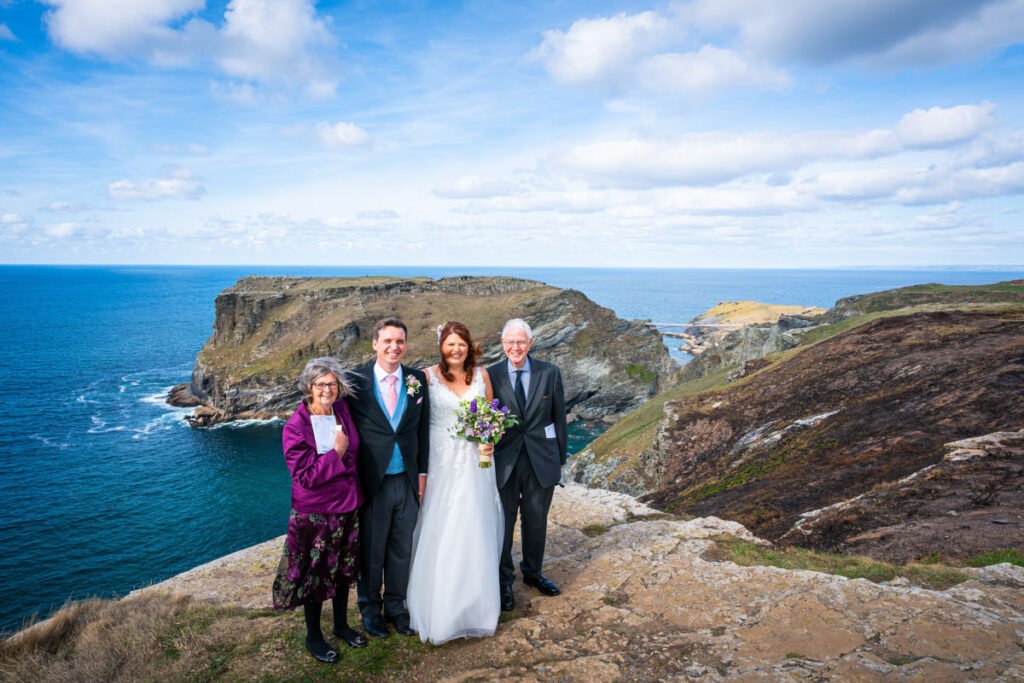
top-left (272, 509), bottom-right (359, 610)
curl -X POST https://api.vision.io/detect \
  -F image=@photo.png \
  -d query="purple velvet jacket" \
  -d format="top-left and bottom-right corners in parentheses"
top-left (282, 399), bottom-right (363, 514)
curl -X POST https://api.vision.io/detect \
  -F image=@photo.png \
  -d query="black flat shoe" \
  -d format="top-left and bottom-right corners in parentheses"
top-left (333, 625), bottom-right (368, 649)
top-left (305, 636), bottom-right (338, 664)
top-left (500, 585), bottom-right (515, 612)
top-left (523, 573), bottom-right (561, 596)
top-left (362, 615), bottom-right (390, 638)
top-left (385, 612), bottom-right (415, 636)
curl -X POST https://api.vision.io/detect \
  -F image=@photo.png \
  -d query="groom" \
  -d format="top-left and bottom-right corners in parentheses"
top-left (488, 318), bottom-right (568, 611)
top-left (347, 317), bottom-right (429, 638)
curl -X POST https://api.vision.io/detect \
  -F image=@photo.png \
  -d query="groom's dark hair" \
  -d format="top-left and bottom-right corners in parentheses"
top-left (373, 316), bottom-right (408, 340)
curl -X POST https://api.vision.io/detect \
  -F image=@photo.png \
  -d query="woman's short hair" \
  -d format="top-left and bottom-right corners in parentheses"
top-left (298, 357), bottom-right (353, 398)
top-left (438, 321), bottom-right (481, 385)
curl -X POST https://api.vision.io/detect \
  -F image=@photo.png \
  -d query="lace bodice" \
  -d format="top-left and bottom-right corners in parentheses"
top-left (426, 366), bottom-right (486, 473)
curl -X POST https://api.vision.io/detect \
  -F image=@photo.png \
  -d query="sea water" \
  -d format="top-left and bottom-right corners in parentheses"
top-left (0, 265), bottom-right (1019, 630)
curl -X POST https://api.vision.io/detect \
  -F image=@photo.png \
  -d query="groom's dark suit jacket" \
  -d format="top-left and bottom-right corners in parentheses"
top-left (488, 356), bottom-right (568, 489)
top-left (346, 363), bottom-right (430, 498)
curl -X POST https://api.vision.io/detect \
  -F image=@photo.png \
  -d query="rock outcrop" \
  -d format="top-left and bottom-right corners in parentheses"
top-left (172, 276), bottom-right (676, 426)
top-left (138, 484), bottom-right (1024, 681)
top-left (677, 301), bottom-right (825, 357)
top-left (567, 306), bottom-right (1024, 561)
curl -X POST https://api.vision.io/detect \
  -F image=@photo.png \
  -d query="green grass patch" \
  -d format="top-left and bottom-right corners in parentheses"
top-left (625, 363), bottom-right (656, 382)
top-left (964, 548), bottom-right (1024, 567)
top-left (587, 368), bottom-right (731, 466)
top-left (581, 523), bottom-right (609, 537)
top-left (707, 535), bottom-right (970, 590)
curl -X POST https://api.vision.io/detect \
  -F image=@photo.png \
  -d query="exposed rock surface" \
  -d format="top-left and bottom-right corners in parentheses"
top-left (137, 484), bottom-right (1024, 681)
top-left (681, 313), bottom-right (821, 381)
top-left (567, 308), bottom-right (1024, 561)
top-left (172, 276), bottom-right (675, 426)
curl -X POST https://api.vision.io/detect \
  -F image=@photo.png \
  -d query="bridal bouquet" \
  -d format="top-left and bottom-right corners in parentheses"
top-left (452, 398), bottom-right (519, 468)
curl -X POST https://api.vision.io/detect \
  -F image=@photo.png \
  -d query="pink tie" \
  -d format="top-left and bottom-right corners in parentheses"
top-left (384, 375), bottom-right (399, 417)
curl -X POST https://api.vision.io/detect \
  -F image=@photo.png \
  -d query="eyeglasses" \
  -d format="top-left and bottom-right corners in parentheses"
top-left (502, 340), bottom-right (529, 347)
top-left (313, 382), bottom-right (339, 390)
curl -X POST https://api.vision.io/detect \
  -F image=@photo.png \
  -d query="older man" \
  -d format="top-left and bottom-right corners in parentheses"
top-left (487, 318), bottom-right (568, 611)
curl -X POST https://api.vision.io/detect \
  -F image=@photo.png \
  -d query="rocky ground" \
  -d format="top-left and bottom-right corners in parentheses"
top-left (171, 275), bottom-right (675, 426)
top-left (137, 484), bottom-right (1024, 681)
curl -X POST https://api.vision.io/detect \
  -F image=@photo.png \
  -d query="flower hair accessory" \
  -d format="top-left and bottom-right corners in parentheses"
top-left (435, 321), bottom-right (451, 343)
top-left (405, 375), bottom-right (422, 397)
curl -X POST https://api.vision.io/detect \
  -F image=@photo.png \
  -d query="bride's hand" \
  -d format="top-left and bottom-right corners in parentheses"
top-left (477, 442), bottom-right (494, 457)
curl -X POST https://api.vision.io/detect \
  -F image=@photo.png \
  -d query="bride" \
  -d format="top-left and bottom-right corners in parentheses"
top-left (407, 321), bottom-right (504, 644)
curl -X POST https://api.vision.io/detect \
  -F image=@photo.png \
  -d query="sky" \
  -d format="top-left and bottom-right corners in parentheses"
top-left (1, 0), bottom-right (1023, 268)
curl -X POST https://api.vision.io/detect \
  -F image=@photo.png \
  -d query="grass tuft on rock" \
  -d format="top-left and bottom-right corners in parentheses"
top-left (706, 535), bottom-right (970, 590)
top-left (965, 548), bottom-right (1024, 567)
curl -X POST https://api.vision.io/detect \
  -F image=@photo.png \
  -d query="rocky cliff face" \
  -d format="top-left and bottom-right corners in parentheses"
top-left (174, 276), bottom-right (675, 426)
top-left (566, 306), bottom-right (1024, 562)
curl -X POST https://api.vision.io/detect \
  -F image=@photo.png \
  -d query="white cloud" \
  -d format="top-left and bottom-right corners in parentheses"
top-left (1, 212), bottom-right (31, 239)
top-left (433, 175), bottom-right (521, 199)
top-left (43, 0), bottom-right (203, 58)
top-left (637, 45), bottom-right (790, 94)
top-left (315, 121), bottom-right (369, 148)
top-left (532, 11), bottom-right (671, 87)
top-left (356, 210), bottom-right (400, 220)
top-left (43, 0), bottom-right (337, 97)
top-left (808, 161), bottom-right (1024, 205)
top-left (685, 0), bottom-right (1013, 67)
top-left (0, 23), bottom-right (15, 41)
top-left (560, 103), bottom-right (998, 187)
top-left (108, 168), bottom-right (206, 201)
top-left (216, 0), bottom-right (337, 96)
top-left (897, 102), bottom-right (997, 148)
top-left (44, 222), bottom-right (84, 239)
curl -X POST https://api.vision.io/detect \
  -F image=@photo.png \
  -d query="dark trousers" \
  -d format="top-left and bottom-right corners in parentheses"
top-left (498, 449), bottom-right (554, 587)
top-left (357, 473), bottom-right (418, 619)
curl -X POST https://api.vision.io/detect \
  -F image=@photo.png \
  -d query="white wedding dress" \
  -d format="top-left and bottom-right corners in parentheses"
top-left (407, 367), bottom-right (504, 644)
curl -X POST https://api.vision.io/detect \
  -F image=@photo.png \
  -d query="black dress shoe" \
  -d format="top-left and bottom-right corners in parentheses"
top-left (332, 625), bottom-right (368, 648)
top-left (362, 614), bottom-right (390, 638)
top-left (500, 585), bottom-right (515, 612)
top-left (305, 636), bottom-right (338, 664)
top-left (523, 573), bottom-right (561, 596)
top-left (385, 612), bottom-right (415, 636)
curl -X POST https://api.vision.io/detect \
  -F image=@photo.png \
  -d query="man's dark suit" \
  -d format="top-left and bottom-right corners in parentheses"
top-left (487, 356), bottom-right (568, 588)
top-left (346, 363), bottom-right (429, 621)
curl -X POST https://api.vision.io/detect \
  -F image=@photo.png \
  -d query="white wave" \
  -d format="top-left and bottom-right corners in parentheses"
top-left (131, 411), bottom-right (189, 440)
top-left (87, 415), bottom-right (127, 434)
top-left (30, 434), bottom-right (72, 450)
top-left (210, 417), bottom-right (285, 429)
top-left (140, 388), bottom-right (178, 406)
top-left (76, 394), bottom-right (98, 404)
top-left (119, 385), bottom-right (126, 393)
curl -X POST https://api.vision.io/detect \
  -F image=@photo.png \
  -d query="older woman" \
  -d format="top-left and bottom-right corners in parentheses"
top-left (272, 357), bottom-right (366, 664)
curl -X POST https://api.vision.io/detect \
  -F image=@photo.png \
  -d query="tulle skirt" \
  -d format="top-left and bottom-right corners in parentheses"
top-left (407, 439), bottom-right (504, 645)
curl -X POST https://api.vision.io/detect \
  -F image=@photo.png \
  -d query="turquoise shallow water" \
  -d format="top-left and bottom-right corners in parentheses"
top-left (0, 265), bottom-right (1019, 631)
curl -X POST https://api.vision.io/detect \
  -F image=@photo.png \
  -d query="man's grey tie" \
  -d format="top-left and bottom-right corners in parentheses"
top-left (514, 369), bottom-right (527, 414)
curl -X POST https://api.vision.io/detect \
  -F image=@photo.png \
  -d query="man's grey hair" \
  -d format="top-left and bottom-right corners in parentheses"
top-left (298, 357), bottom-right (354, 398)
top-left (501, 318), bottom-right (533, 340)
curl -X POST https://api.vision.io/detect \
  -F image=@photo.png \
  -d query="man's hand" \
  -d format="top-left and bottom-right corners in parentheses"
top-left (418, 473), bottom-right (427, 501)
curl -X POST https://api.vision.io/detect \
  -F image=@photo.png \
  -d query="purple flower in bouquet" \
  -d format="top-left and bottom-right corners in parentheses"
top-left (452, 396), bottom-right (520, 468)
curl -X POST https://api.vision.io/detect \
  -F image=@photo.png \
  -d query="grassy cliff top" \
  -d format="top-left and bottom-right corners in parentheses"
top-left (695, 301), bottom-right (826, 325)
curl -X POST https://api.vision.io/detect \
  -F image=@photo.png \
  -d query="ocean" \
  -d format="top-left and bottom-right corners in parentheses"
top-left (1, 265), bottom-right (1020, 631)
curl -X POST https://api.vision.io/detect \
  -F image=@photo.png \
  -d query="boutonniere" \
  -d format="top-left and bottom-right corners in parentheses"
top-left (405, 375), bottom-right (422, 397)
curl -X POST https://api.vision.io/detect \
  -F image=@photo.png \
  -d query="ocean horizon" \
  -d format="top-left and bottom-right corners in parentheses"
top-left (1, 264), bottom-right (1021, 632)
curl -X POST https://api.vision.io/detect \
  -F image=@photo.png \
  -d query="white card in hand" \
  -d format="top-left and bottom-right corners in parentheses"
top-left (544, 423), bottom-right (557, 439)
top-left (311, 415), bottom-right (338, 454)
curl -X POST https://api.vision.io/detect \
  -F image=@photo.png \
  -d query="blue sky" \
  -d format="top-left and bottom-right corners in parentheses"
top-left (1, 0), bottom-right (1022, 267)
